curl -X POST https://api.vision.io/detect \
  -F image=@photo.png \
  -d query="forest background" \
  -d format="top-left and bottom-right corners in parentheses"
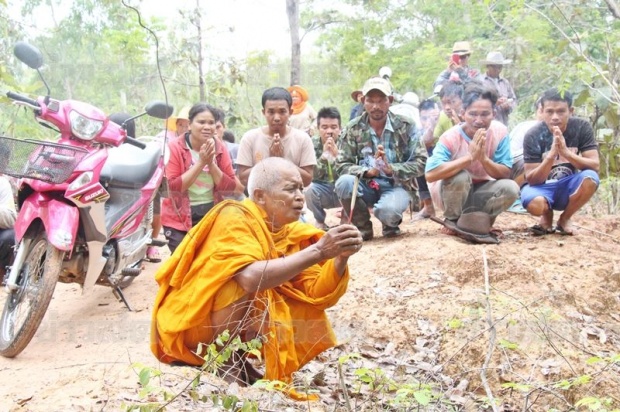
top-left (0, 0), bottom-right (619, 205)
top-left (1, 1), bottom-right (620, 410)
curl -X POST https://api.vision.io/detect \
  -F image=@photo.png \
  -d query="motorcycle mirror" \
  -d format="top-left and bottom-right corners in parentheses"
top-left (14, 41), bottom-right (44, 70)
top-left (145, 101), bottom-right (174, 120)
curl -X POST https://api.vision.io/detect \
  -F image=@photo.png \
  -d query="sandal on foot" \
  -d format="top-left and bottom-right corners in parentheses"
top-left (555, 224), bottom-right (574, 236)
top-left (146, 246), bottom-right (162, 263)
top-left (529, 224), bottom-right (555, 236)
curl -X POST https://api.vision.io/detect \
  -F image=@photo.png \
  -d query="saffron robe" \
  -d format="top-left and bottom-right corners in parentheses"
top-left (150, 198), bottom-right (349, 386)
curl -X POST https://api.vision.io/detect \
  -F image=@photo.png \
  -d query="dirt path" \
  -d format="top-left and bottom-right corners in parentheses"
top-left (1, 211), bottom-right (619, 411)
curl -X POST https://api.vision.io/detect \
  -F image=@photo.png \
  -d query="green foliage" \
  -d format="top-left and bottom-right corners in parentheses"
top-left (498, 338), bottom-right (519, 350)
top-left (554, 374), bottom-right (592, 390)
top-left (123, 331), bottom-right (262, 411)
top-left (338, 352), bottom-right (444, 408)
top-left (197, 328), bottom-right (263, 376)
top-left (446, 317), bottom-right (463, 329)
top-left (575, 396), bottom-right (619, 412)
top-left (305, 0), bottom-right (620, 175)
top-left (501, 381), bottom-right (532, 392)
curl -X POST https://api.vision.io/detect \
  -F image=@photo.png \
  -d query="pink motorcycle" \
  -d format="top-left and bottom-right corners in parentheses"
top-left (0, 42), bottom-right (172, 357)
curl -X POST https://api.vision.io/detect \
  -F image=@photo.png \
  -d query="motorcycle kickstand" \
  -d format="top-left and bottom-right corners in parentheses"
top-left (113, 286), bottom-right (133, 311)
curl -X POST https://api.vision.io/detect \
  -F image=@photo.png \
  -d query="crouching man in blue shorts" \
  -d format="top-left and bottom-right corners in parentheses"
top-left (521, 88), bottom-right (599, 235)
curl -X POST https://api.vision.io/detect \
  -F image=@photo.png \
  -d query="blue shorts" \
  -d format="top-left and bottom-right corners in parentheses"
top-left (521, 170), bottom-right (599, 211)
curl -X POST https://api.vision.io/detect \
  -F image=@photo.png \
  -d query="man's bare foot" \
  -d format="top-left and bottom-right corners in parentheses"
top-left (217, 351), bottom-right (248, 386)
top-left (440, 225), bottom-right (457, 236)
top-left (242, 358), bottom-right (264, 384)
top-left (538, 208), bottom-right (554, 231)
top-left (555, 216), bottom-right (576, 236)
top-left (410, 209), bottom-right (434, 223)
top-left (216, 350), bottom-right (265, 386)
top-left (490, 227), bottom-right (503, 238)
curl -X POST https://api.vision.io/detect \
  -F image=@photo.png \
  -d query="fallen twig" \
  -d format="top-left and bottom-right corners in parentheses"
top-left (481, 247), bottom-right (500, 412)
top-left (572, 224), bottom-right (620, 242)
top-left (337, 362), bottom-right (353, 412)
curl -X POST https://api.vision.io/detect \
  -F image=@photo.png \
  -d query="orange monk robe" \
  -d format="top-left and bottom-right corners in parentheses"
top-left (288, 85), bottom-right (309, 115)
top-left (150, 198), bottom-right (350, 385)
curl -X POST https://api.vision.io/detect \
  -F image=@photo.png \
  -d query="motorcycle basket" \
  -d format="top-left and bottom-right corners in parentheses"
top-left (0, 136), bottom-right (88, 184)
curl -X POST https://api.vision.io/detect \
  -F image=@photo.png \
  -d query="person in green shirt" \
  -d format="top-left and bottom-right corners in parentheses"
top-left (433, 81), bottom-right (464, 143)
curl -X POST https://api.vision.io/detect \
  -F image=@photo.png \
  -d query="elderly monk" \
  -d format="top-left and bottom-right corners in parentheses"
top-left (150, 157), bottom-right (362, 398)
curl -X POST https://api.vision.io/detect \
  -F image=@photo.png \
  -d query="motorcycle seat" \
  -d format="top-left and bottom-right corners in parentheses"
top-left (100, 141), bottom-right (161, 189)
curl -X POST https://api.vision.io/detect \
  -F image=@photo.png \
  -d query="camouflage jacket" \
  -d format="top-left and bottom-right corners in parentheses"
top-left (335, 112), bottom-right (427, 186)
top-left (311, 135), bottom-right (338, 184)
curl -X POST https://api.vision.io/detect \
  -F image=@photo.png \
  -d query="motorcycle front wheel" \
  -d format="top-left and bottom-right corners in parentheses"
top-left (0, 233), bottom-right (64, 357)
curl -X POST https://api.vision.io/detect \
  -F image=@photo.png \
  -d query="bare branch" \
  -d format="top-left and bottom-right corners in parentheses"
top-left (480, 248), bottom-right (500, 412)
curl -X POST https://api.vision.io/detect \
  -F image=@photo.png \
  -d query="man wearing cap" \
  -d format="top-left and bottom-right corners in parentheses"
top-left (479, 51), bottom-right (517, 126)
top-left (434, 41), bottom-right (480, 89)
top-left (335, 77), bottom-right (427, 240)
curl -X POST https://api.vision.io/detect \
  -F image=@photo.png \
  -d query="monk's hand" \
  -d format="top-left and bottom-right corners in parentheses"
top-left (316, 224), bottom-right (363, 259)
top-left (270, 133), bottom-right (284, 157)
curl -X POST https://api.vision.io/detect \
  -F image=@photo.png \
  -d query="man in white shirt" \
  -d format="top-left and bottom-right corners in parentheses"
top-left (237, 87), bottom-right (316, 188)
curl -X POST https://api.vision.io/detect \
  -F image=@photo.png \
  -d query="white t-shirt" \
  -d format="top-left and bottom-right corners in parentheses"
top-left (236, 127), bottom-right (316, 168)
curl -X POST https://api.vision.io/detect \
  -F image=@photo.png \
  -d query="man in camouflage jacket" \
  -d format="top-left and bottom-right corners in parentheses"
top-left (335, 77), bottom-right (427, 240)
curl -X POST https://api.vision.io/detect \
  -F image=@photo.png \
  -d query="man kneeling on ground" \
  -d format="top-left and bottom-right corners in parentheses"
top-left (150, 157), bottom-right (362, 399)
top-left (521, 88), bottom-right (599, 236)
top-left (425, 82), bottom-right (519, 243)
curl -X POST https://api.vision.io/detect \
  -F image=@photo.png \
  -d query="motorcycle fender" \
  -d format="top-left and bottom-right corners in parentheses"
top-left (15, 197), bottom-right (79, 251)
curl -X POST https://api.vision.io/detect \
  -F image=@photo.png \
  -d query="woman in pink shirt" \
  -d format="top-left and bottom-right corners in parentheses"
top-left (161, 103), bottom-right (237, 253)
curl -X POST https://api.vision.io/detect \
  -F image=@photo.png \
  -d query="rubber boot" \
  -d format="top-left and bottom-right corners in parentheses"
top-left (340, 197), bottom-right (373, 241)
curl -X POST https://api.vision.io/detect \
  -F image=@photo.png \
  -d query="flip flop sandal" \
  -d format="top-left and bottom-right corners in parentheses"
top-left (555, 224), bottom-right (574, 236)
top-left (146, 246), bottom-right (162, 263)
top-left (529, 224), bottom-right (555, 236)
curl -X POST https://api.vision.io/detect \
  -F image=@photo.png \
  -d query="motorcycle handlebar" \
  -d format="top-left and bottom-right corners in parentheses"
top-left (125, 136), bottom-right (146, 149)
top-left (7, 91), bottom-right (40, 108)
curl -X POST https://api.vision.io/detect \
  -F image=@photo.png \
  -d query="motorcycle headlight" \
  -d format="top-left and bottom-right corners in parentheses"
top-left (69, 110), bottom-right (103, 141)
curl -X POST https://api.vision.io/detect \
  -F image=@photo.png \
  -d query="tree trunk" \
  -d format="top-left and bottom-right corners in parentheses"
top-left (286, 0), bottom-right (301, 85)
top-left (604, 0), bottom-right (620, 19)
top-left (196, 0), bottom-right (205, 101)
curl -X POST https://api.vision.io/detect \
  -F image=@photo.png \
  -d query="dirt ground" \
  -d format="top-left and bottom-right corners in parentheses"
top-left (0, 208), bottom-right (619, 411)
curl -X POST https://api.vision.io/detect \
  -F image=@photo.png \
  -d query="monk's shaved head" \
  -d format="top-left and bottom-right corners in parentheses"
top-left (248, 157), bottom-right (300, 200)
